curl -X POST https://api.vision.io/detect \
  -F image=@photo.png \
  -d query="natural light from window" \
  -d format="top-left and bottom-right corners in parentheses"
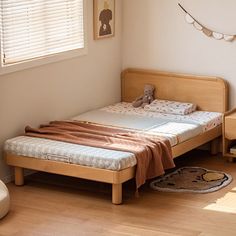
top-left (0, 0), bottom-right (86, 74)
top-left (204, 187), bottom-right (236, 214)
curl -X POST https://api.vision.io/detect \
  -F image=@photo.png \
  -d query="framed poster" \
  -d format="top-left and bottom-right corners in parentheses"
top-left (93, 0), bottom-right (115, 40)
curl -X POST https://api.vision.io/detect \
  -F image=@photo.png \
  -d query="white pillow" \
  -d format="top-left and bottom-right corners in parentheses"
top-left (144, 99), bottom-right (196, 115)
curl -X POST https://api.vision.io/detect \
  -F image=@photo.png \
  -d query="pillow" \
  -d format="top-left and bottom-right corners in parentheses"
top-left (144, 99), bottom-right (196, 115)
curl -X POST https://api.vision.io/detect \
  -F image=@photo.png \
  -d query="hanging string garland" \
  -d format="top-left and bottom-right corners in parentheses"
top-left (178, 3), bottom-right (235, 42)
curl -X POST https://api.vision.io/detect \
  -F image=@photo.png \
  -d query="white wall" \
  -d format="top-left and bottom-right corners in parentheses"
top-left (123, 0), bottom-right (236, 108)
top-left (0, 0), bottom-right (123, 181)
top-left (2, 0), bottom-right (236, 181)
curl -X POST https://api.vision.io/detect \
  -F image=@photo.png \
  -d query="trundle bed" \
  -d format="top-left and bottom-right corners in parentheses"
top-left (4, 68), bottom-right (228, 204)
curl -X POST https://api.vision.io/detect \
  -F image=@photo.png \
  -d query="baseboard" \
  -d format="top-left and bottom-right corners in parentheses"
top-left (2, 169), bottom-right (37, 184)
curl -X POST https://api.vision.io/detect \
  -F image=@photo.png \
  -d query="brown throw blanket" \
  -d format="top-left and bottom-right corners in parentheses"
top-left (25, 121), bottom-right (175, 188)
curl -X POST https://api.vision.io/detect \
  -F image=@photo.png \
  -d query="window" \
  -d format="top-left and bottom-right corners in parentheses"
top-left (0, 0), bottom-right (87, 74)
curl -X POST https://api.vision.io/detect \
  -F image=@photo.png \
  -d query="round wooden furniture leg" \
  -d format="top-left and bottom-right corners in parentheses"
top-left (112, 184), bottom-right (122, 205)
top-left (15, 167), bottom-right (24, 186)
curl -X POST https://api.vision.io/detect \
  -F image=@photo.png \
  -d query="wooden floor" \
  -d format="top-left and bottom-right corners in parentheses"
top-left (1, 150), bottom-right (236, 236)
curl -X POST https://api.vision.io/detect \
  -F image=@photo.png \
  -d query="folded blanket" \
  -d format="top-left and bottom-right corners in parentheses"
top-left (144, 99), bottom-right (196, 115)
top-left (25, 121), bottom-right (175, 188)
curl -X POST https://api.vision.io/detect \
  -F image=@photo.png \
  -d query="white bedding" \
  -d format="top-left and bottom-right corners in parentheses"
top-left (74, 110), bottom-right (203, 145)
top-left (100, 102), bottom-right (222, 132)
top-left (4, 103), bottom-right (222, 171)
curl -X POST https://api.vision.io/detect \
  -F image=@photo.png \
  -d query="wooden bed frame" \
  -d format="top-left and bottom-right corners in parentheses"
top-left (5, 68), bottom-right (229, 204)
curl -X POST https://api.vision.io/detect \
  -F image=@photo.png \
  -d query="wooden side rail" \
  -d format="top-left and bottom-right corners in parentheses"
top-left (5, 153), bottom-right (136, 205)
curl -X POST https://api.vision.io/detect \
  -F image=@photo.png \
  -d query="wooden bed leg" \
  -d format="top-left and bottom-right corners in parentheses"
top-left (211, 139), bottom-right (219, 155)
top-left (15, 167), bottom-right (24, 186)
top-left (112, 183), bottom-right (122, 205)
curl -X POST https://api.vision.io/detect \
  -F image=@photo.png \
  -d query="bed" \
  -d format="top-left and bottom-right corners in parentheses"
top-left (4, 68), bottom-right (228, 204)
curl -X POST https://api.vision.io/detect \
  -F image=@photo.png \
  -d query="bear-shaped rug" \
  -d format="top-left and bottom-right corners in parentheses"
top-left (150, 167), bottom-right (232, 193)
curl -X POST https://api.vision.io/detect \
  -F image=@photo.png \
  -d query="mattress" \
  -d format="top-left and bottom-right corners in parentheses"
top-left (5, 103), bottom-right (222, 171)
top-left (5, 136), bottom-right (136, 171)
top-left (74, 110), bottom-right (202, 145)
top-left (100, 102), bottom-right (222, 132)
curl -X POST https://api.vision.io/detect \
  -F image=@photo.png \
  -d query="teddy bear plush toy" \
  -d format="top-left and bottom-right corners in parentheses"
top-left (132, 84), bottom-right (155, 108)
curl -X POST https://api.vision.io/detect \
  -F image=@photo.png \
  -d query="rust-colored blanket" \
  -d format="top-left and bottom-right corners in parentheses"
top-left (25, 121), bottom-right (175, 188)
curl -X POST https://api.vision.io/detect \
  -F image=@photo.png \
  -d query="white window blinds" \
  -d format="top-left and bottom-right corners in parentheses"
top-left (0, 0), bottom-right (84, 65)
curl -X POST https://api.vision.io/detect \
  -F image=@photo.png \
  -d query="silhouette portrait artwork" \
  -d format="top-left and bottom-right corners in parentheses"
top-left (94, 0), bottom-right (115, 39)
top-left (99, 1), bottom-right (112, 36)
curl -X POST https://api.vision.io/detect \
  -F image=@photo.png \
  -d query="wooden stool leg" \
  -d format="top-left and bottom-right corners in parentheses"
top-left (211, 139), bottom-right (219, 155)
top-left (15, 167), bottom-right (24, 186)
top-left (112, 183), bottom-right (122, 205)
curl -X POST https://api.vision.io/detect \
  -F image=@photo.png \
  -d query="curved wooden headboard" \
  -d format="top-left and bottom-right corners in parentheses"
top-left (121, 68), bottom-right (229, 113)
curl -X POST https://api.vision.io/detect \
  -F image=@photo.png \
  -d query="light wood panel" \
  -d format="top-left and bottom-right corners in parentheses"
top-left (5, 153), bottom-right (136, 205)
top-left (1, 151), bottom-right (236, 236)
top-left (172, 125), bottom-right (222, 157)
top-left (122, 68), bottom-right (229, 112)
top-left (222, 108), bottom-right (236, 162)
top-left (224, 110), bottom-right (236, 139)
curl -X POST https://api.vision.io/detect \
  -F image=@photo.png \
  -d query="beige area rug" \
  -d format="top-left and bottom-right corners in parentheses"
top-left (150, 167), bottom-right (232, 193)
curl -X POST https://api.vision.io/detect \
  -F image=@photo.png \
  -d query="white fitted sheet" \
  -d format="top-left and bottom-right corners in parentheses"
top-left (74, 110), bottom-right (203, 146)
top-left (5, 103), bottom-right (222, 171)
